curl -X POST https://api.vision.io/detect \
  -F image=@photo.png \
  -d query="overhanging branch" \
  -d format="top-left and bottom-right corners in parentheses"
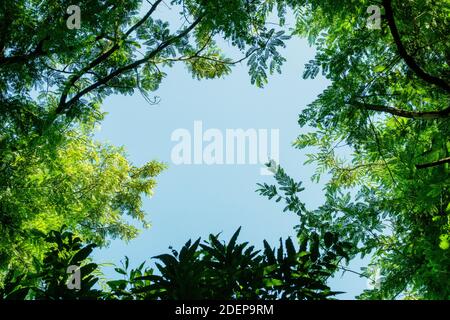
top-left (57, 0), bottom-right (164, 110)
top-left (0, 38), bottom-right (49, 66)
top-left (53, 14), bottom-right (205, 119)
top-left (382, 0), bottom-right (450, 93)
top-left (351, 101), bottom-right (450, 120)
top-left (416, 157), bottom-right (450, 169)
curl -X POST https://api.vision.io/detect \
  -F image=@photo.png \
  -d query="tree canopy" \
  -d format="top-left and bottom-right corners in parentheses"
top-left (0, 0), bottom-right (289, 274)
top-left (289, 0), bottom-right (449, 299)
top-left (0, 0), bottom-right (449, 300)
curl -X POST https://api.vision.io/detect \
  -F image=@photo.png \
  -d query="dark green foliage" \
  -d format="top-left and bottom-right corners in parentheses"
top-left (1, 227), bottom-right (102, 300)
top-left (133, 228), bottom-right (343, 300)
top-left (1, 228), bottom-right (346, 300)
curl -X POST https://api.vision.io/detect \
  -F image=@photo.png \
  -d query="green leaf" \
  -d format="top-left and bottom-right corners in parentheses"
top-left (70, 244), bottom-right (96, 265)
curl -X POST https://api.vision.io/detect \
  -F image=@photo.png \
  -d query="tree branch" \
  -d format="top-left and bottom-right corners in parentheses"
top-left (0, 38), bottom-right (49, 66)
top-left (351, 101), bottom-right (450, 120)
top-left (53, 14), bottom-right (205, 119)
top-left (124, 0), bottom-right (163, 37)
top-left (57, 0), bottom-right (163, 110)
top-left (416, 157), bottom-right (450, 169)
top-left (382, 0), bottom-right (450, 93)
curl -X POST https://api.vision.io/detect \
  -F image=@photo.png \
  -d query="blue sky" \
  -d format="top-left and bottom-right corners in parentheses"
top-left (93, 4), bottom-right (369, 299)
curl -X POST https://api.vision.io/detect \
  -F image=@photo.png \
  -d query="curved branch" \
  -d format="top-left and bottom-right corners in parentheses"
top-left (382, 0), bottom-right (450, 92)
top-left (54, 14), bottom-right (205, 118)
top-left (58, 0), bottom-right (163, 109)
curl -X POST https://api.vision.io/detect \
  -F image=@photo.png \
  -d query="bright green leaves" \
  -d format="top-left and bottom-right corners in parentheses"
top-left (439, 235), bottom-right (449, 251)
top-left (182, 46), bottom-right (233, 80)
top-left (0, 126), bottom-right (166, 271)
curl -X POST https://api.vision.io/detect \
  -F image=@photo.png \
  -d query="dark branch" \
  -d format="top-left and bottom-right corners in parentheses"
top-left (0, 38), bottom-right (49, 66)
top-left (53, 14), bottom-right (204, 119)
top-left (351, 101), bottom-right (450, 120)
top-left (416, 157), bottom-right (450, 169)
top-left (125, 0), bottom-right (163, 37)
top-left (382, 0), bottom-right (450, 93)
top-left (57, 0), bottom-right (163, 110)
